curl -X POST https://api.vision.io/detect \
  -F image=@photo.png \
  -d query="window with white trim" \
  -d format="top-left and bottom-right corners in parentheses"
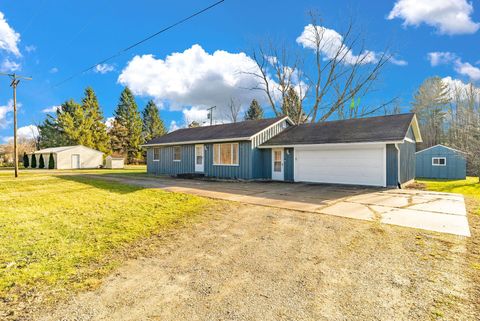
top-left (432, 157), bottom-right (446, 166)
top-left (173, 146), bottom-right (181, 161)
top-left (153, 148), bottom-right (160, 161)
top-left (213, 143), bottom-right (239, 165)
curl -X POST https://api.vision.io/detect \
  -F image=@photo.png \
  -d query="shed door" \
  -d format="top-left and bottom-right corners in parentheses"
top-left (71, 154), bottom-right (80, 169)
top-left (294, 145), bottom-right (386, 186)
top-left (195, 144), bottom-right (204, 172)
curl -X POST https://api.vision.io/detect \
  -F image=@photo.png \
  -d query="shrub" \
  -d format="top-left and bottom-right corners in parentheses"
top-left (48, 153), bottom-right (55, 169)
top-left (31, 154), bottom-right (37, 168)
top-left (23, 152), bottom-right (29, 168)
top-left (39, 154), bottom-right (45, 169)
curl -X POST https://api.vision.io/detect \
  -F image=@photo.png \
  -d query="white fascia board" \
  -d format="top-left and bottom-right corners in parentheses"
top-left (410, 115), bottom-right (423, 143)
top-left (415, 144), bottom-right (467, 155)
top-left (141, 136), bottom-right (252, 147)
top-left (258, 141), bottom-right (404, 149)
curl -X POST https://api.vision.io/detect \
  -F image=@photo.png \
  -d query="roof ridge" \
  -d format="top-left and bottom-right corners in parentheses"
top-left (297, 113), bottom-right (414, 127)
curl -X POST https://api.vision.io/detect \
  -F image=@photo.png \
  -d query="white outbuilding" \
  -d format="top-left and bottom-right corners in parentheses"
top-left (105, 155), bottom-right (125, 169)
top-left (30, 145), bottom-right (103, 169)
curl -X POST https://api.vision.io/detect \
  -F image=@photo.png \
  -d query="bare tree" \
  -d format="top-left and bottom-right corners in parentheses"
top-left (224, 97), bottom-right (242, 123)
top-left (247, 11), bottom-right (392, 123)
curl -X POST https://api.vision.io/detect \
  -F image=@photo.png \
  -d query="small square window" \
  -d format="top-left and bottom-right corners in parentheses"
top-left (432, 157), bottom-right (446, 166)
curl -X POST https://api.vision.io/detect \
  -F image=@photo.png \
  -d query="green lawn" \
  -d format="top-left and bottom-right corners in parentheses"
top-left (416, 176), bottom-right (480, 214)
top-left (0, 169), bottom-right (213, 307)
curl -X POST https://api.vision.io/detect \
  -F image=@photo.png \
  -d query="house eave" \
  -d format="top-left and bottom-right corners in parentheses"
top-left (141, 136), bottom-right (252, 147)
top-left (258, 141), bottom-right (404, 148)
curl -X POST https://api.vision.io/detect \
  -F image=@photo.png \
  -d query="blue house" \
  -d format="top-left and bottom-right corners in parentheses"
top-left (415, 144), bottom-right (467, 179)
top-left (143, 113), bottom-right (423, 187)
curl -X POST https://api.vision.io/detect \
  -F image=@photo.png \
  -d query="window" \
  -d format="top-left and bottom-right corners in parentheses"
top-left (153, 148), bottom-right (160, 161)
top-left (432, 157), bottom-right (446, 166)
top-left (213, 143), bottom-right (239, 165)
top-left (173, 146), bottom-right (181, 161)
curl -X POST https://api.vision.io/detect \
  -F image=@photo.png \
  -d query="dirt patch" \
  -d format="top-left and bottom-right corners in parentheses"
top-left (30, 201), bottom-right (478, 321)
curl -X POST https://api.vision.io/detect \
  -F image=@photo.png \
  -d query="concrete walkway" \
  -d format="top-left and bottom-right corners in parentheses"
top-left (82, 174), bottom-right (470, 237)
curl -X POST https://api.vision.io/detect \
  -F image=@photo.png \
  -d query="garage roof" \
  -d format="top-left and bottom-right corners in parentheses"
top-left (143, 116), bottom-right (289, 146)
top-left (261, 113), bottom-right (421, 146)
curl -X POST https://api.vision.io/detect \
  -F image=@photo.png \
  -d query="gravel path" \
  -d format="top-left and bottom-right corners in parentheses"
top-left (35, 203), bottom-right (477, 321)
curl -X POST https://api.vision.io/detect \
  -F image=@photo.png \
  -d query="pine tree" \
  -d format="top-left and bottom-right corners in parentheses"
top-left (22, 152), bottom-right (29, 168)
top-left (31, 154), bottom-right (37, 168)
top-left (81, 87), bottom-right (111, 153)
top-left (111, 87), bottom-right (143, 163)
top-left (244, 99), bottom-right (264, 120)
top-left (39, 154), bottom-right (45, 169)
top-left (142, 100), bottom-right (166, 142)
top-left (57, 99), bottom-right (94, 147)
top-left (38, 112), bottom-right (72, 148)
top-left (282, 87), bottom-right (307, 124)
top-left (48, 153), bottom-right (55, 169)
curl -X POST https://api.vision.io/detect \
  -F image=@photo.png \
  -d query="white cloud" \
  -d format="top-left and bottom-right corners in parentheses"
top-left (454, 60), bottom-right (480, 81)
top-left (25, 45), bottom-right (36, 53)
top-left (387, 0), bottom-right (480, 35)
top-left (296, 24), bottom-right (380, 65)
top-left (1, 124), bottom-right (39, 143)
top-left (169, 120), bottom-right (180, 132)
top-left (0, 99), bottom-right (13, 129)
top-left (94, 63), bottom-right (115, 74)
top-left (427, 51), bottom-right (457, 66)
top-left (428, 51), bottom-right (480, 81)
top-left (442, 76), bottom-right (480, 101)
top-left (49, 67), bottom-right (58, 73)
top-left (182, 106), bottom-right (209, 125)
top-left (390, 57), bottom-right (408, 66)
top-left (42, 105), bottom-right (61, 113)
top-left (0, 11), bottom-right (21, 56)
top-left (0, 58), bottom-right (20, 72)
top-left (105, 117), bottom-right (115, 129)
top-left (118, 44), bottom-right (269, 116)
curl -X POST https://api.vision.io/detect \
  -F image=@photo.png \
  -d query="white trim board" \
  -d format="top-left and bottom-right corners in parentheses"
top-left (415, 144), bottom-right (467, 155)
top-left (259, 141), bottom-right (403, 149)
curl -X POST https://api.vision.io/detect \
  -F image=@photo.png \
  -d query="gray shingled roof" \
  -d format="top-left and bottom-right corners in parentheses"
top-left (144, 116), bottom-right (288, 145)
top-left (262, 113), bottom-right (416, 146)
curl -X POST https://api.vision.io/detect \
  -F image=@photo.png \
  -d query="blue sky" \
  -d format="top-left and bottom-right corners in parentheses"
top-left (0, 0), bottom-right (479, 142)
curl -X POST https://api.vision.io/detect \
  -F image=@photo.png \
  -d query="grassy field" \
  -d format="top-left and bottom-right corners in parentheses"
top-left (416, 176), bottom-right (480, 214)
top-left (0, 169), bottom-right (213, 316)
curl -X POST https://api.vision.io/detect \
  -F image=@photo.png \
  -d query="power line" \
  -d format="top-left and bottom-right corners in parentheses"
top-left (54, 0), bottom-right (226, 88)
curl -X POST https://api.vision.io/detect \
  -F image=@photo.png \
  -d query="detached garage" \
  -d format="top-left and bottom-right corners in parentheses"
top-left (31, 145), bottom-right (103, 169)
top-left (260, 113), bottom-right (422, 187)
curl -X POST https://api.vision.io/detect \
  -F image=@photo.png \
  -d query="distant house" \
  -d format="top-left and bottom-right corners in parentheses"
top-left (31, 145), bottom-right (103, 169)
top-left (105, 155), bottom-right (125, 169)
top-left (143, 113), bottom-right (422, 187)
top-left (415, 144), bottom-right (467, 180)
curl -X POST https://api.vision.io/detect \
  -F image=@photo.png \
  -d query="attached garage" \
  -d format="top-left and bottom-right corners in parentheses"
top-left (260, 113), bottom-right (423, 187)
top-left (294, 144), bottom-right (386, 186)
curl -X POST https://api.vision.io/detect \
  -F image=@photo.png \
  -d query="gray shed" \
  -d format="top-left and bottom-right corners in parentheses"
top-left (415, 145), bottom-right (466, 179)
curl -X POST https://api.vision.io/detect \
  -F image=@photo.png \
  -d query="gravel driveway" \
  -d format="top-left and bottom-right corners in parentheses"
top-left (36, 202), bottom-right (477, 321)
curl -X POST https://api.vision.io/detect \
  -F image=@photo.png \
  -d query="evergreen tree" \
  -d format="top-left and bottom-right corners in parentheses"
top-left (38, 113), bottom-right (72, 148)
top-left (23, 152), bottom-right (29, 168)
top-left (244, 99), bottom-right (264, 120)
top-left (142, 100), bottom-right (166, 142)
top-left (58, 99), bottom-right (95, 148)
top-left (282, 87), bottom-right (307, 124)
top-left (81, 87), bottom-right (111, 153)
top-left (31, 154), bottom-right (37, 168)
top-left (39, 154), bottom-right (45, 169)
top-left (48, 153), bottom-right (55, 169)
top-left (111, 87), bottom-right (143, 163)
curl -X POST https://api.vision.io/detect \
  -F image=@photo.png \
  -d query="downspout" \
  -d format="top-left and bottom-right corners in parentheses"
top-left (395, 143), bottom-right (401, 189)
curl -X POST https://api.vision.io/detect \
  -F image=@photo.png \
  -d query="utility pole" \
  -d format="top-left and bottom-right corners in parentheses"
top-left (0, 73), bottom-right (32, 178)
top-left (206, 106), bottom-right (216, 126)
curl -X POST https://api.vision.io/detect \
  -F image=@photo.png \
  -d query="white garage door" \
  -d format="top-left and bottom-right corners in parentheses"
top-left (295, 144), bottom-right (386, 186)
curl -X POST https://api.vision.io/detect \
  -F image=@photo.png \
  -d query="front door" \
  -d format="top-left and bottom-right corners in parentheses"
top-left (71, 154), bottom-right (80, 169)
top-left (195, 144), bottom-right (204, 172)
top-left (271, 148), bottom-right (284, 180)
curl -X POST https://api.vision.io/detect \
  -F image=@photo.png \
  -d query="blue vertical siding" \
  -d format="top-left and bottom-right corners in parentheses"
top-left (386, 144), bottom-right (398, 187)
top-left (415, 145), bottom-right (466, 179)
top-left (399, 141), bottom-right (416, 183)
top-left (204, 141), bottom-right (252, 179)
top-left (148, 144), bottom-right (195, 175)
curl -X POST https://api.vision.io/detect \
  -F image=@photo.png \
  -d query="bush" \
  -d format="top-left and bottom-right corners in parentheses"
top-left (48, 153), bottom-right (55, 169)
top-left (23, 152), bottom-right (29, 168)
top-left (31, 154), bottom-right (37, 168)
top-left (39, 154), bottom-right (45, 169)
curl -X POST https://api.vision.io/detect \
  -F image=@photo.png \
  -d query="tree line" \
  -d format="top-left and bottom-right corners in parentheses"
top-left (38, 87), bottom-right (166, 163)
top-left (411, 76), bottom-right (480, 177)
